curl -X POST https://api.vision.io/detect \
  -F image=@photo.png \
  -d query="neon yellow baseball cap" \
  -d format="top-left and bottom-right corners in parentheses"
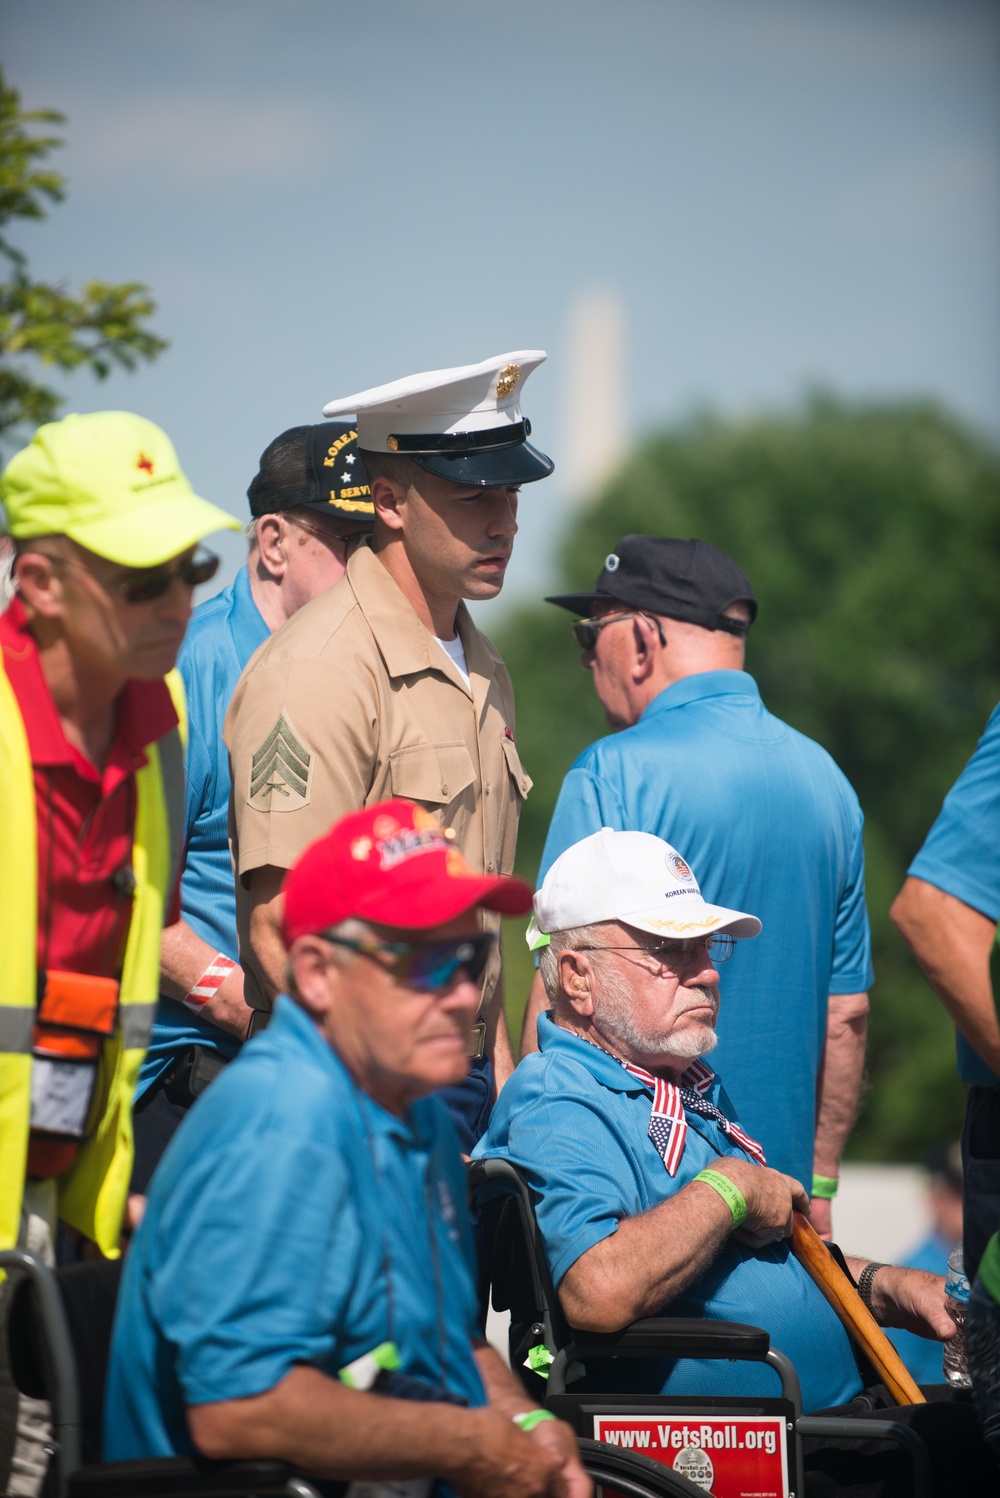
top-left (0, 411), bottom-right (240, 566)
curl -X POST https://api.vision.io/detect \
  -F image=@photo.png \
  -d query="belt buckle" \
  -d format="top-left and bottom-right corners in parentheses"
top-left (467, 1020), bottom-right (486, 1060)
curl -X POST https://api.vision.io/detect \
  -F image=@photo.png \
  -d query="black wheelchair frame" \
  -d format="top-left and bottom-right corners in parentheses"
top-left (470, 1155), bottom-right (934, 1498)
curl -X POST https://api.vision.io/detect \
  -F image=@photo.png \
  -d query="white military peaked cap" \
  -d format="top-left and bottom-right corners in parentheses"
top-left (322, 351), bottom-right (554, 487)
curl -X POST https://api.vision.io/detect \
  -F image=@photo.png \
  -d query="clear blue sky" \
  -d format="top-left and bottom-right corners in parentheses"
top-left (4, 0), bottom-right (998, 608)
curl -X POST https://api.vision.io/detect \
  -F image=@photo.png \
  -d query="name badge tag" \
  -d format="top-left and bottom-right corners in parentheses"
top-left (345, 1483), bottom-right (431, 1498)
top-left (29, 1054), bottom-right (98, 1138)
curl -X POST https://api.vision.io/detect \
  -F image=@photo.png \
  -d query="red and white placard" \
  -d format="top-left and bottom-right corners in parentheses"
top-left (594, 1413), bottom-right (789, 1498)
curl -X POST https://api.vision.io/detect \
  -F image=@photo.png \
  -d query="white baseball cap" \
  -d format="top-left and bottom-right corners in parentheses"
top-left (527, 828), bottom-right (762, 950)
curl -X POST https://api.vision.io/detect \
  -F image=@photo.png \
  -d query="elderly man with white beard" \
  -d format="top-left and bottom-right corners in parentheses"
top-left (473, 830), bottom-right (1000, 1495)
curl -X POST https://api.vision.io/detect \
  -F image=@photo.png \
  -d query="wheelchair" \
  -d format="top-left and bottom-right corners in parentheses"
top-left (2, 1244), bottom-right (702, 1498)
top-left (469, 1157), bottom-right (942, 1498)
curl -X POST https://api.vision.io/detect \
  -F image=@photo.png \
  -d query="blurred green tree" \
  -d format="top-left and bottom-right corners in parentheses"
top-left (497, 393), bottom-right (1000, 1161)
top-left (0, 70), bottom-right (166, 458)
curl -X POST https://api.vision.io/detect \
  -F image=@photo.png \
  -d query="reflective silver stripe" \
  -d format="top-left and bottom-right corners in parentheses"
top-left (0, 1007), bottom-right (35, 1054)
top-left (158, 726), bottom-right (185, 892)
top-left (120, 1003), bottom-right (158, 1050)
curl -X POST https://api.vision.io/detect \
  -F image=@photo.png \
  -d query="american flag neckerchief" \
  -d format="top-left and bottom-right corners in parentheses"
top-left (619, 1055), bottom-right (767, 1176)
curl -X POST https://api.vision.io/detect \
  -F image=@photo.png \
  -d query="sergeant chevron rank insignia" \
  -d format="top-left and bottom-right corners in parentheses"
top-left (248, 714), bottom-right (314, 811)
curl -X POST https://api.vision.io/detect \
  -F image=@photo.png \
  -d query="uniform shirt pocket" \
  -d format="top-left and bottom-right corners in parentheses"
top-left (389, 743), bottom-right (476, 806)
top-left (501, 734), bottom-right (532, 799)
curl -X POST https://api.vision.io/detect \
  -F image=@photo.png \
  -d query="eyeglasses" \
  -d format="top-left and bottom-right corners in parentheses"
top-left (570, 611), bottom-right (667, 651)
top-left (319, 931), bottom-right (496, 994)
top-left (576, 933), bottom-right (736, 975)
top-left (288, 516), bottom-right (370, 554)
top-left (38, 548), bottom-right (220, 603)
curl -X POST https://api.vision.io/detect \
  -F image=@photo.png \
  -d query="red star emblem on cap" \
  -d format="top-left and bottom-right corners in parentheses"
top-left (136, 452), bottom-right (154, 475)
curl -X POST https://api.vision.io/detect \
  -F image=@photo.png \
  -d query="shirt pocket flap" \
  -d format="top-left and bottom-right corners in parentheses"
top-left (501, 735), bottom-right (533, 798)
top-left (389, 743), bottom-right (476, 805)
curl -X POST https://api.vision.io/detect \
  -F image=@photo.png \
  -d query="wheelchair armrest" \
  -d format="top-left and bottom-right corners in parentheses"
top-left (568, 1317), bottom-right (771, 1360)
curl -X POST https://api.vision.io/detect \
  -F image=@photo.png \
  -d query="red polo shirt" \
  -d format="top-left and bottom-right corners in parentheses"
top-left (0, 597), bottom-right (179, 979)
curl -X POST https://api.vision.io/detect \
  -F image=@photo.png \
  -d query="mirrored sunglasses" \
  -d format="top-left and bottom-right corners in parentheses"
top-left (320, 931), bottom-right (496, 994)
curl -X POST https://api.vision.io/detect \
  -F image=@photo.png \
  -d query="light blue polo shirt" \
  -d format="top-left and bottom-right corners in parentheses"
top-left (538, 671), bottom-right (874, 1188)
top-left (106, 996), bottom-right (486, 1461)
top-left (474, 1015), bottom-right (862, 1414)
top-left (908, 702), bottom-right (1000, 1088)
top-left (136, 566), bottom-right (271, 1099)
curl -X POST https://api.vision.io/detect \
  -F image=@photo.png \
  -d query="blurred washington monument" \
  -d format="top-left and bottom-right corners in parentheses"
top-left (560, 287), bottom-right (628, 503)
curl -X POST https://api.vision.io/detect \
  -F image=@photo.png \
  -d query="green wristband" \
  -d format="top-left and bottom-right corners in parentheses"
top-left (513, 1410), bottom-right (557, 1432)
top-left (693, 1168), bottom-right (747, 1228)
top-left (811, 1174), bottom-right (839, 1200)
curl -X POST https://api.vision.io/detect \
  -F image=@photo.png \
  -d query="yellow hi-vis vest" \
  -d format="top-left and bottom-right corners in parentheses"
top-left (0, 657), bottom-right (185, 1256)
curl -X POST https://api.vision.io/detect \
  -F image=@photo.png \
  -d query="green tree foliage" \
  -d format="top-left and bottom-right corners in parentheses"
top-left (0, 71), bottom-right (166, 457)
top-left (496, 393), bottom-right (1000, 1160)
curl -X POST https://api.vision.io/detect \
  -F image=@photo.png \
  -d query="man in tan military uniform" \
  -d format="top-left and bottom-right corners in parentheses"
top-left (224, 351), bottom-right (552, 1147)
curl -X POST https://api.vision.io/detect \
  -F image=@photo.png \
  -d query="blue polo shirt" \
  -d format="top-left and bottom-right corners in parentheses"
top-left (474, 1015), bottom-right (862, 1413)
top-left (908, 702), bottom-right (1000, 1088)
top-left (136, 566), bottom-right (270, 1099)
top-left (538, 671), bottom-right (873, 1188)
top-left (106, 996), bottom-right (486, 1461)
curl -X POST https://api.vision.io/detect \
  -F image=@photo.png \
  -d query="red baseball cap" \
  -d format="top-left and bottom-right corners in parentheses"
top-left (282, 799), bottom-right (533, 944)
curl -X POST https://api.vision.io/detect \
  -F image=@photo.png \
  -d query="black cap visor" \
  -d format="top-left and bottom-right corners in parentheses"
top-left (545, 588), bottom-right (623, 616)
top-left (409, 439), bottom-right (554, 488)
top-left (546, 584), bottom-right (753, 634)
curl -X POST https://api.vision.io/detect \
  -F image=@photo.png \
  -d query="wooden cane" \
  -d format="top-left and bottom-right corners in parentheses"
top-left (790, 1211), bottom-right (925, 1406)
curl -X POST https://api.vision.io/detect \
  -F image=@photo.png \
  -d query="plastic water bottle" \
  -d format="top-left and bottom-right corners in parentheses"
top-left (943, 1242), bottom-right (972, 1388)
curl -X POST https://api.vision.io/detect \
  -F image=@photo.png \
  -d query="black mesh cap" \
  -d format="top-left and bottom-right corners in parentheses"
top-left (247, 423), bottom-right (374, 521)
top-left (546, 536), bottom-right (757, 633)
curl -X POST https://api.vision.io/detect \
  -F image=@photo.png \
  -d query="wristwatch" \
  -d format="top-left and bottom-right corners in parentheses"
top-left (857, 1260), bottom-right (889, 1312)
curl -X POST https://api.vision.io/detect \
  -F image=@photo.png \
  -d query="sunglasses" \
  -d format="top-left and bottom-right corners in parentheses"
top-left (571, 611), bottom-right (667, 651)
top-left (38, 548), bottom-right (220, 604)
top-left (319, 931), bottom-right (496, 994)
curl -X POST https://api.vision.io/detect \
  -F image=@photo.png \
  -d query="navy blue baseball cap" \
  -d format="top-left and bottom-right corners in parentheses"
top-left (547, 535), bottom-right (757, 634)
top-left (247, 422), bottom-right (373, 520)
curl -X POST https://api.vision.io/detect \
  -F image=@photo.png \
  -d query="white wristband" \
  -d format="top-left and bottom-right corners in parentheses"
top-left (183, 954), bottom-right (237, 1013)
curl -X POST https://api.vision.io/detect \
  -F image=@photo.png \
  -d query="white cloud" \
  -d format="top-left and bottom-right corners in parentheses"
top-left (59, 94), bottom-right (338, 184)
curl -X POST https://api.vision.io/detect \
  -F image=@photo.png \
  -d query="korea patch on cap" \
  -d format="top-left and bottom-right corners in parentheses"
top-left (322, 351), bottom-right (554, 488)
top-left (247, 422), bottom-right (373, 520)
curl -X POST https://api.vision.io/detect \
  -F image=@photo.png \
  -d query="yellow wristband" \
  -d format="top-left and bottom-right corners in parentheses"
top-left (693, 1168), bottom-right (747, 1228)
top-left (812, 1174), bottom-right (839, 1200)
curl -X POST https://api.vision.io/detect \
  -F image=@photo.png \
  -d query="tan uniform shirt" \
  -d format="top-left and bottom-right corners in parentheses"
top-left (224, 543), bottom-right (531, 1013)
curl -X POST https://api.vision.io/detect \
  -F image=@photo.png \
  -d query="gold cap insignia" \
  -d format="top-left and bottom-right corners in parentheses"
top-left (496, 363), bottom-right (521, 399)
top-left (387, 435), bottom-right (399, 452)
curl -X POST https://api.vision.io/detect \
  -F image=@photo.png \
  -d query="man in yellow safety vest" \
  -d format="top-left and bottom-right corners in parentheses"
top-left (0, 409), bottom-right (238, 1496)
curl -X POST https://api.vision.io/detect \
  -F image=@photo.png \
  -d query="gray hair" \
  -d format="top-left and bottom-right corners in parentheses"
top-left (0, 536), bottom-right (15, 612)
top-left (284, 916), bottom-right (371, 996)
top-left (539, 921), bottom-right (621, 1003)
